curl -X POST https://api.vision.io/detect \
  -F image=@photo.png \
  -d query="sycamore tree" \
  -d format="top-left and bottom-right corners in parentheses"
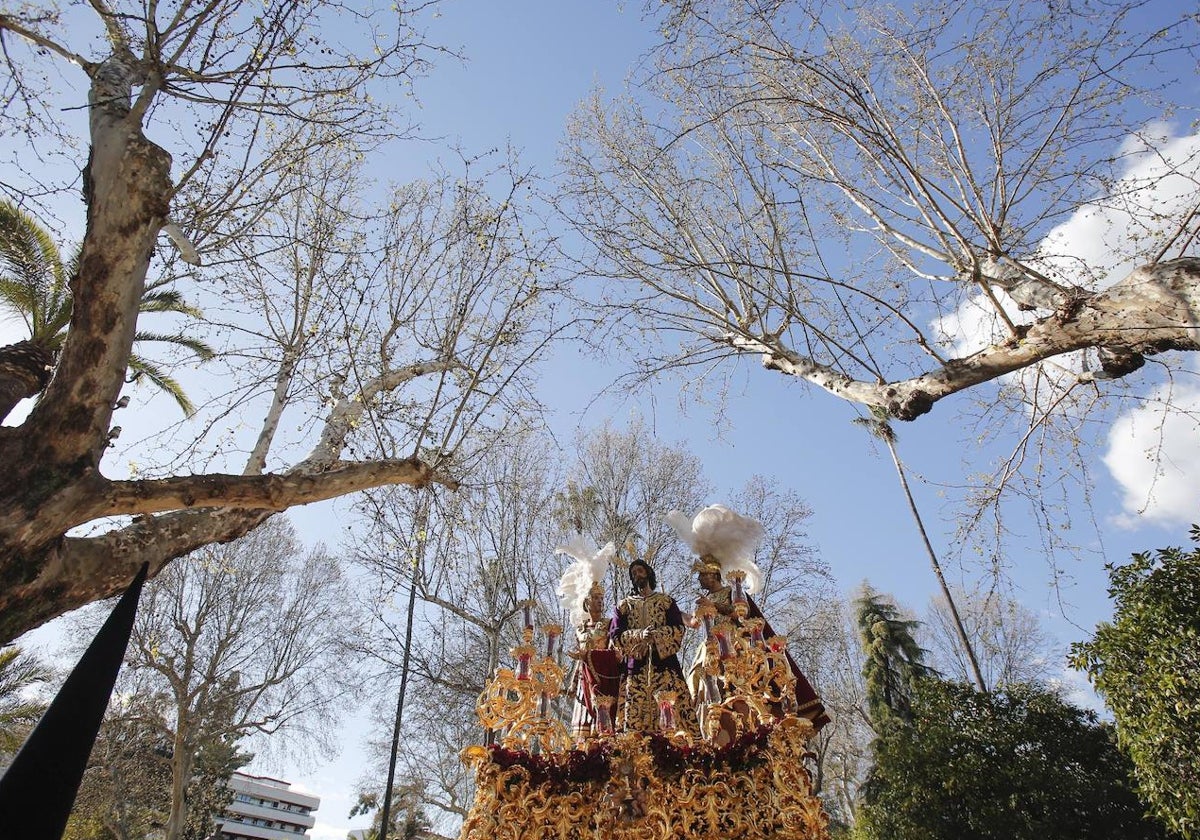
top-left (555, 417), bottom-right (712, 599)
top-left (116, 517), bottom-right (346, 840)
top-left (350, 431), bottom-right (567, 832)
top-left (0, 0), bottom-right (560, 643)
top-left (64, 698), bottom-right (174, 840)
top-left (351, 422), bottom-right (835, 832)
top-left (563, 0), bottom-right (1200, 556)
top-left (926, 587), bottom-right (1059, 690)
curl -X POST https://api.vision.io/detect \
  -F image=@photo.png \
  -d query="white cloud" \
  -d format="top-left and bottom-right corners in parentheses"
top-left (1049, 665), bottom-right (1108, 716)
top-left (932, 125), bottom-right (1200, 524)
top-left (1104, 374), bottom-right (1200, 527)
top-left (932, 284), bottom-right (1025, 359)
top-left (936, 125), bottom-right (1200, 354)
top-left (1035, 124), bottom-right (1200, 290)
top-left (310, 819), bottom-right (356, 840)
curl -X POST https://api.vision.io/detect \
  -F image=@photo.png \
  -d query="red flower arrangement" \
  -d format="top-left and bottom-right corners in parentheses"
top-left (645, 724), bottom-right (774, 776)
top-left (484, 723), bottom-right (777, 787)
top-left (487, 740), bottom-right (613, 789)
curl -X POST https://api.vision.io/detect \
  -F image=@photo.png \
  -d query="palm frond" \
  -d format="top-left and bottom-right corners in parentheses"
top-left (126, 354), bottom-right (196, 415)
top-left (137, 289), bottom-right (204, 318)
top-left (38, 295), bottom-right (72, 347)
top-left (0, 646), bottom-right (50, 751)
top-left (0, 278), bottom-right (39, 333)
top-left (0, 200), bottom-right (69, 341)
top-left (132, 330), bottom-right (216, 361)
top-left (1, 204), bottom-right (212, 410)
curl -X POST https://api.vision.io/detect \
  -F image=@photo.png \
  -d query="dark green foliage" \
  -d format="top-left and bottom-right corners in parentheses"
top-left (349, 788), bottom-right (432, 840)
top-left (1071, 526), bottom-right (1200, 838)
top-left (856, 680), bottom-right (1168, 840)
top-left (182, 726), bottom-right (252, 840)
top-left (855, 588), bottom-right (934, 725)
top-left (67, 703), bottom-right (172, 840)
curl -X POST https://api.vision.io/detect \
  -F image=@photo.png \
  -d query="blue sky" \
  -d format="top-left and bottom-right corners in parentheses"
top-left (3, 2), bottom-right (1197, 838)
top-left (276, 3), bottom-right (1195, 836)
top-left (377, 0), bottom-right (1190, 619)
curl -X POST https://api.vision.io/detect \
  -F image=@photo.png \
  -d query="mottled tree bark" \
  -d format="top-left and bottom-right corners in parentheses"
top-left (0, 59), bottom-right (447, 644)
top-left (728, 258), bottom-right (1200, 420)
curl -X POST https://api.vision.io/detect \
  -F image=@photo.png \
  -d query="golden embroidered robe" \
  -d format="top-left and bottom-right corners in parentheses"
top-left (609, 591), bottom-right (698, 734)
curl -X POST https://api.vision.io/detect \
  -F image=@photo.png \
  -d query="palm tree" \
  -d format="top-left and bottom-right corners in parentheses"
top-left (0, 200), bottom-right (213, 419)
top-left (0, 646), bottom-right (50, 755)
top-left (854, 409), bottom-right (987, 692)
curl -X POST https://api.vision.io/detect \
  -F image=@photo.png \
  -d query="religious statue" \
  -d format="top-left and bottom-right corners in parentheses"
top-left (461, 521), bottom-right (834, 840)
top-left (669, 505), bottom-right (831, 735)
top-left (609, 558), bottom-right (698, 735)
top-left (556, 537), bottom-right (622, 739)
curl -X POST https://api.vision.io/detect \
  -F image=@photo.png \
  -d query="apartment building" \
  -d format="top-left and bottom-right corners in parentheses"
top-left (216, 772), bottom-right (320, 840)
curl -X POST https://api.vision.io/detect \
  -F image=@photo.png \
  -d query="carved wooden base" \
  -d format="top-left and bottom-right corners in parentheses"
top-left (459, 718), bottom-right (829, 840)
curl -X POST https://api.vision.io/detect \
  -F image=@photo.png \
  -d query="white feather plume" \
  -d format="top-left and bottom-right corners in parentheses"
top-left (667, 504), bottom-right (766, 593)
top-left (666, 510), bottom-right (697, 552)
top-left (555, 535), bottom-right (616, 627)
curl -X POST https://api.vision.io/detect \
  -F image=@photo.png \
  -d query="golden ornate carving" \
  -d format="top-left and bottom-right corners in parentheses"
top-left (460, 597), bottom-right (829, 840)
top-left (459, 724), bottom-right (829, 839)
top-left (476, 622), bottom-right (573, 754)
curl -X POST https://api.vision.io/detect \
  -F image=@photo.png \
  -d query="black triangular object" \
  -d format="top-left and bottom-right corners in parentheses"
top-left (0, 562), bottom-right (149, 839)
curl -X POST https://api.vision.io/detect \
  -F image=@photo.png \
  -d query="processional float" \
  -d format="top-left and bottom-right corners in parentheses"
top-left (458, 569), bottom-right (830, 840)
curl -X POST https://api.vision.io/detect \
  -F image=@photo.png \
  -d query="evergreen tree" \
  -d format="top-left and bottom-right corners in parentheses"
top-left (350, 788), bottom-right (433, 840)
top-left (1071, 526), bottom-right (1200, 838)
top-left (854, 587), bottom-right (934, 725)
top-left (855, 681), bottom-right (1169, 840)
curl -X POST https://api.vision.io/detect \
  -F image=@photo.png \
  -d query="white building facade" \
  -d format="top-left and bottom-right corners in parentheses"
top-left (217, 772), bottom-right (320, 840)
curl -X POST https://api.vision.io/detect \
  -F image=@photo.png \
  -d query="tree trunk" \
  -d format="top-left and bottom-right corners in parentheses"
top-left (0, 340), bottom-right (54, 420)
top-left (165, 726), bottom-right (195, 840)
top-left (884, 437), bottom-right (987, 692)
top-left (244, 349), bottom-right (300, 475)
top-left (24, 56), bottom-right (171, 465)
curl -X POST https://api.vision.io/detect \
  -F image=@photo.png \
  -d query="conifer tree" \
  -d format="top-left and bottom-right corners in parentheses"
top-left (854, 587), bottom-right (934, 726)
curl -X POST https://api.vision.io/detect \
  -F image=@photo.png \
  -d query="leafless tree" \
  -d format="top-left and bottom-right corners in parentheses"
top-left (787, 597), bottom-right (872, 830)
top-left (727, 473), bottom-right (829, 611)
top-left (562, 0), bottom-right (1200, 562)
top-left (925, 587), bottom-right (1059, 690)
top-left (114, 516), bottom-right (351, 840)
top-left (351, 431), bottom-right (564, 832)
top-left (0, 0), bottom-right (560, 643)
top-left (557, 416), bottom-right (712, 599)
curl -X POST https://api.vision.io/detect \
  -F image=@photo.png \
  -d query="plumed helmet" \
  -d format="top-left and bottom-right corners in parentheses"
top-left (555, 535), bottom-right (616, 627)
top-left (667, 504), bottom-right (765, 593)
